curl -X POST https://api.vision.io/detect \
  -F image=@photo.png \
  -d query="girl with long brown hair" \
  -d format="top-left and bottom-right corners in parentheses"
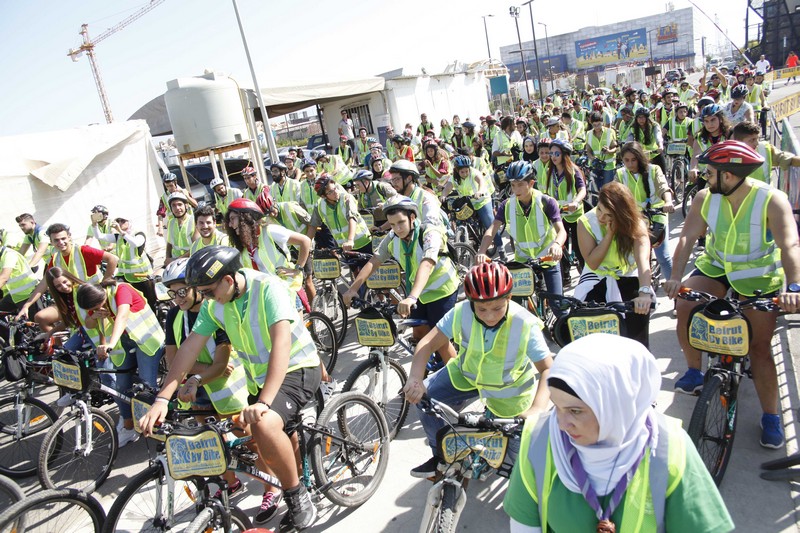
top-left (575, 181), bottom-right (654, 346)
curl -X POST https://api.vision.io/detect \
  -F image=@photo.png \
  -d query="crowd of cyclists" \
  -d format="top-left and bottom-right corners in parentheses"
top-left (1, 62), bottom-right (799, 532)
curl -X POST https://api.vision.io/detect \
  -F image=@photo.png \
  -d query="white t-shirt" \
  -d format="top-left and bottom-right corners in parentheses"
top-left (723, 100), bottom-right (754, 126)
top-left (339, 118), bottom-right (354, 140)
top-left (756, 59), bottom-right (771, 72)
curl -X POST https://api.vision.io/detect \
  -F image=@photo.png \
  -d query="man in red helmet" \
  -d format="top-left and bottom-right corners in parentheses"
top-left (664, 140), bottom-right (800, 449)
top-left (403, 262), bottom-right (554, 478)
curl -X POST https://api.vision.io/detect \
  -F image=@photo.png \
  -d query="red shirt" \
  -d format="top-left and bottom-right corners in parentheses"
top-left (788, 54), bottom-right (799, 68)
top-left (113, 283), bottom-right (146, 314)
top-left (48, 245), bottom-right (105, 278)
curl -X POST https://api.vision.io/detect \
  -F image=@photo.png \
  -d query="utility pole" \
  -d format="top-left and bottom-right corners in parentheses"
top-left (539, 22), bottom-right (555, 94)
top-left (482, 15), bottom-right (494, 62)
top-left (509, 6), bottom-right (531, 102)
top-left (522, 0), bottom-right (545, 107)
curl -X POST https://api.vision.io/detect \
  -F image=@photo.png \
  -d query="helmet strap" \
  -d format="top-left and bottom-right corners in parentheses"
top-left (720, 172), bottom-right (747, 196)
top-left (230, 271), bottom-right (245, 301)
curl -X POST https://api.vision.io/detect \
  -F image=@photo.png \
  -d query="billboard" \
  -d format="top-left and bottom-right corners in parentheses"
top-left (575, 28), bottom-right (648, 68)
top-left (506, 54), bottom-right (569, 83)
top-left (657, 23), bottom-right (678, 45)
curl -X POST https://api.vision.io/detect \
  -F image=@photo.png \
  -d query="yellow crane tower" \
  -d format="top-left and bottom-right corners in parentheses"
top-left (67, 0), bottom-right (166, 123)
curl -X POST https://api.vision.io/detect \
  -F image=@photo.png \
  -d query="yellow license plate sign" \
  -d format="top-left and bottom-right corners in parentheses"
top-left (440, 430), bottom-right (508, 469)
top-left (509, 266), bottom-right (535, 297)
top-left (689, 313), bottom-right (750, 356)
top-left (166, 430), bottom-right (227, 479)
top-left (455, 204), bottom-right (474, 221)
top-left (666, 142), bottom-right (687, 156)
top-left (313, 257), bottom-right (341, 280)
top-left (355, 317), bottom-right (395, 347)
top-left (131, 398), bottom-right (166, 441)
top-left (366, 262), bottom-right (402, 289)
top-left (52, 360), bottom-right (83, 390)
top-left (567, 313), bottom-right (621, 341)
top-left (361, 212), bottom-right (374, 228)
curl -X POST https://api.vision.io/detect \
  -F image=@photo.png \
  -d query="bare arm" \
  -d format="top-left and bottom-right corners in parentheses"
top-left (286, 231), bottom-right (311, 269)
top-left (101, 251), bottom-right (118, 280)
top-left (663, 189), bottom-right (710, 298)
top-left (28, 242), bottom-right (50, 267)
top-left (521, 357), bottom-right (553, 418)
top-left (577, 219), bottom-right (614, 271)
top-left (403, 327), bottom-right (450, 403)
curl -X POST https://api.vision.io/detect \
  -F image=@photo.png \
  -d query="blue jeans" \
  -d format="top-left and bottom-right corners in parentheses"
top-left (599, 168), bottom-right (616, 188)
top-left (539, 263), bottom-right (564, 318)
top-left (476, 203), bottom-right (503, 256)
top-left (113, 336), bottom-right (164, 420)
top-left (654, 218), bottom-right (673, 281)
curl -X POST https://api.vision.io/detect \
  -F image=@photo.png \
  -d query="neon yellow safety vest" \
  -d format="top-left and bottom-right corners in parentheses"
top-left (215, 189), bottom-right (242, 217)
top-left (446, 300), bottom-right (540, 417)
top-left (533, 160), bottom-right (549, 193)
top-left (518, 413), bottom-right (686, 533)
top-left (568, 121), bottom-right (586, 150)
top-left (190, 231), bottom-right (230, 256)
top-left (52, 245), bottom-right (102, 284)
top-left (746, 84), bottom-right (763, 112)
top-left (299, 180), bottom-right (316, 211)
top-left (356, 139), bottom-right (371, 166)
top-left (204, 269), bottom-right (319, 395)
top-left (579, 209), bottom-right (635, 279)
top-left (166, 216), bottom-right (195, 258)
top-left (316, 196), bottom-right (371, 249)
top-left (666, 117), bottom-right (690, 142)
top-left (545, 169), bottom-right (584, 223)
top-left (696, 179), bottom-right (784, 296)
top-left (387, 223), bottom-right (458, 303)
top-left (587, 127), bottom-right (616, 170)
top-left (617, 120), bottom-right (633, 145)
top-left (694, 133), bottom-right (725, 172)
top-left (253, 226), bottom-right (303, 292)
top-left (633, 125), bottom-right (660, 160)
top-left (274, 202), bottom-right (309, 234)
top-left (440, 125), bottom-right (454, 143)
top-left (115, 235), bottom-right (153, 282)
top-left (243, 183), bottom-right (267, 203)
top-left (273, 178), bottom-right (301, 204)
top-left (454, 168), bottom-right (491, 210)
top-left (317, 155), bottom-right (352, 185)
top-left (425, 158), bottom-right (451, 192)
top-left (336, 145), bottom-right (353, 164)
top-left (0, 247), bottom-right (38, 303)
top-left (505, 193), bottom-right (557, 264)
top-left (749, 142), bottom-right (773, 184)
top-left (496, 131), bottom-right (518, 166)
top-left (172, 309), bottom-right (249, 415)
top-left (76, 284), bottom-right (165, 367)
top-left (615, 166), bottom-right (666, 219)
top-left (658, 105), bottom-right (674, 128)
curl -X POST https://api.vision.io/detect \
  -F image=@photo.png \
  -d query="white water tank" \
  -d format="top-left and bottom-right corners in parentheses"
top-left (164, 73), bottom-right (250, 154)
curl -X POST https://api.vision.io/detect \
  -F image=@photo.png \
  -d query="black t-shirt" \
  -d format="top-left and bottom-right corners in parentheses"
top-left (164, 305), bottom-right (230, 347)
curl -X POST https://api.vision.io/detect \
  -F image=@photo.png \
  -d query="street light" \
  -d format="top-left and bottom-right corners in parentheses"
top-left (538, 21), bottom-right (555, 94)
top-left (509, 6), bottom-right (531, 102)
top-left (521, 0), bottom-right (545, 107)
top-left (482, 15), bottom-right (494, 62)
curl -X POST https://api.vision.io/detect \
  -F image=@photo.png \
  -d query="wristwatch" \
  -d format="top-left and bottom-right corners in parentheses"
top-left (788, 283), bottom-right (800, 293)
top-left (638, 286), bottom-right (654, 296)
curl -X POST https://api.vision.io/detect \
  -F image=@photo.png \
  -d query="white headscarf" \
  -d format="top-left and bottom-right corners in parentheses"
top-left (547, 333), bottom-right (661, 495)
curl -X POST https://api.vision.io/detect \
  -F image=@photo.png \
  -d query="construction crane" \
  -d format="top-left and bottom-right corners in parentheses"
top-left (67, 0), bottom-right (166, 123)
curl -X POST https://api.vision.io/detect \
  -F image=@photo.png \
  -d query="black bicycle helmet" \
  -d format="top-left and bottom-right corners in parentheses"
top-left (185, 245), bottom-right (242, 287)
top-left (731, 85), bottom-right (749, 99)
top-left (634, 107), bottom-right (651, 118)
top-left (505, 161), bottom-right (534, 181)
top-left (91, 205), bottom-right (109, 215)
top-left (270, 161), bottom-right (287, 171)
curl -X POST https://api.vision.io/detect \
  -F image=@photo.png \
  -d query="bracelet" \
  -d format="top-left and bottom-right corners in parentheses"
top-left (407, 295), bottom-right (418, 302)
top-left (256, 400), bottom-right (271, 410)
top-left (154, 397), bottom-right (170, 404)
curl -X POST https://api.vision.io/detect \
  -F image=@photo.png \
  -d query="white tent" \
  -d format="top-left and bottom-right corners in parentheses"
top-left (0, 120), bottom-right (165, 261)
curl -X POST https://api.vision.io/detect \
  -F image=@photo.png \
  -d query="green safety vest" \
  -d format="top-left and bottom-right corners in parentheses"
top-left (336, 145), bottom-right (353, 164)
top-left (749, 142), bottom-right (773, 184)
top-left (424, 158), bottom-right (451, 192)
top-left (242, 183), bottom-right (266, 203)
top-left (617, 120), bottom-right (633, 145)
top-left (115, 235), bottom-right (153, 282)
top-left (666, 117), bottom-right (690, 142)
top-left (317, 155), bottom-right (352, 185)
top-left (172, 309), bottom-right (248, 415)
top-left (518, 413), bottom-right (686, 533)
top-left (496, 131), bottom-right (518, 166)
top-left (571, 109), bottom-right (587, 123)
top-left (454, 168), bottom-right (491, 210)
top-left (273, 178), bottom-right (301, 204)
top-left (316, 195), bottom-right (371, 249)
top-left (615, 166), bottom-right (666, 225)
top-left (204, 269), bottom-right (319, 395)
top-left (0, 247), bottom-right (38, 303)
top-left (745, 84), bottom-right (763, 112)
top-left (356, 138), bottom-right (371, 166)
top-left (162, 190), bottom-right (194, 220)
top-left (568, 121), bottom-right (586, 150)
top-left (446, 300), bottom-right (540, 417)
top-left (696, 180), bottom-right (784, 296)
top-left (587, 127), bottom-right (616, 170)
top-left (215, 190), bottom-right (241, 217)
top-left (440, 125), bottom-right (454, 143)
top-left (52, 245), bottom-right (102, 284)
top-left (633, 125), bottom-right (660, 160)
top-left (251, 226), bottom-right (302, 292)
top-left (545, 170), bottom-right (584, 223)
top-left (505, 193), bottom-right (557, 264)
top-left (299, 180), bottom-right (316, 211)
top-left (274, 201), bottom-right (309, 233)
top-left (24, 226), bottom-right (53, 264)
top-left (658, 105), bottom-right (674, 128)
top-left (166, 216), bottom-right (195, 258)
top-left (694, 133), bottom-right (725, 172)
top-left (533, 160), bottom-right (549, 193)
top-left (76, 284), bottom-right (165, 366)
top-left (387, 223), bottom-right (457, 303)
top-left (190, 230), bottom-right (229, 256)
top-left (579, 209), bottom-right (635, 279)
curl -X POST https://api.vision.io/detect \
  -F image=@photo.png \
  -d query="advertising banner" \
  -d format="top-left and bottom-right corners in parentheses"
top-left (575, 28), bottom-right (648, 69)
top-left (657, 23), bottom-right (678, 45)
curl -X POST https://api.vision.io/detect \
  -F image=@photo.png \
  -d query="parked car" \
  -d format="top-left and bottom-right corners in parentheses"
top-left (664, 69), bottom-right (681, 82)
top-left (306, 133), bottom-right (332, 154)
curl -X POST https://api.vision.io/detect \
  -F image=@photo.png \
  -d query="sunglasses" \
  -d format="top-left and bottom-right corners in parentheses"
top-left (550, 151), bottom-right (563, 157)
top-left (167, 287), bottom-right (190, 299)
top-left (197, 285), bottom-right (217, 298)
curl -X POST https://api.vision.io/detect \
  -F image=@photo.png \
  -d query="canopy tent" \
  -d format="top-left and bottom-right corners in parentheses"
top-left (0, 120), bottom-right (165, 260)
top-left (130, 76), bottom-right (386, 137)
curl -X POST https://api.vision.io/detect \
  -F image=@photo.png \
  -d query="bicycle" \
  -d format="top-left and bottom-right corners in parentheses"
top-left (0, 474), bottom-right (24, 512)
top-left (304, 311), bottom-right (339, 376)
top-left (644, 206), bottom-right (669, 288)
top-left (664, 138), bottom-right (689, 204)
top-left (682, 172), bottom-right (707, 218)
top-left (105, 390), bottom-right (390, 533)
top-left (574, 153), bottom-right (606, 209)
top-left (443, 196), bottom-right (495, 257)
top-left (499, 257), bottom-right (557, 336)
top-left (416, 395), bottom-right (523, 533)
top-left (677, 287), bottom-right (781, 486)
top-left (0, 488), bottom-right (106, 533)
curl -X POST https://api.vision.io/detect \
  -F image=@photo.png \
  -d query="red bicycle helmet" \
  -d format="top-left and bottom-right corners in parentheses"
top-left (227, 198), bottom-right (264, 220)
top-left (464, 263), bottom-right (513, 301)
top-left (314, 174), bottom-right (334, 196)
top-left (242, 166), bottom-right (257, 177)
top-left (698, 140), bottom-right (764, 177)
top-left (256, 187), bottom-right (274, 213)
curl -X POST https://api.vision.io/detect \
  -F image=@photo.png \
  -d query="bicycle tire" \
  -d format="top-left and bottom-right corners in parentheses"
top-left (0, 396), bottom-right (58, 478)
top-left (311, 391), bottom-right (390, 508)
top-left (687, 372), bottom-right (738, 486)
top-left (0, 488), bottom-right (106, 533)
top-left (670, 160), bottom-right (686, 204)
top-left (102, 463), bottom-right (200, 533)
top-left (305, 312), bottom-right (339, 376)
top-left (184, 503), bottom-right (251, 533)
top-left (650, 253), bottom-right (663, 289)
top-left (451, 243), bottom-right (475, 285)
top-left (0, 474), bottom-right (24, 511)
top-left (682, 182), bottom-right (698, 218)
top-left (435, 483), bottom-right (460, 533)
top-left (343, 356), bottom-right (408, 439)
top-left (312, 285), bottom-right (348, 346)
top-left (38, 406), bottom-right (118, 492)
top-left (531, 292), bottom-right (556, 341)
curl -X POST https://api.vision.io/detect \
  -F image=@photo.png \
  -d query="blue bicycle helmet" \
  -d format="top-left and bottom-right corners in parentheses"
top-left (505, 161), bottom-right (534, 181)
top-left (452, 155), bottom-right (472, 169)
top-left (162, 257), bottom-right (189, 287)
top-left (550, 138), bottom-right (573, 155)
top-left (700, 104), bottom-right (722, 118)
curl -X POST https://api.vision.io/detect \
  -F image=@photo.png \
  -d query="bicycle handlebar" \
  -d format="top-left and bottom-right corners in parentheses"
top-left (419, 394), bottom-right (523, 435)
top-left (677, 287), bottom-right (781, 312)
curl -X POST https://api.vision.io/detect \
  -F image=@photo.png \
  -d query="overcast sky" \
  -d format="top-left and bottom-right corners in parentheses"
top-left (0, 0), bottom-right (752, 137)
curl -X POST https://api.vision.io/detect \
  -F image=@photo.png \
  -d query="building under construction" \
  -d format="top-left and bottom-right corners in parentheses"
top-left (747, 0), bottom-right (800, 65)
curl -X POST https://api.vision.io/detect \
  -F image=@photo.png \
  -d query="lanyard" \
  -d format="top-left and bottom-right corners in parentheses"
top-left (401, 224), bottom-right (420, 294)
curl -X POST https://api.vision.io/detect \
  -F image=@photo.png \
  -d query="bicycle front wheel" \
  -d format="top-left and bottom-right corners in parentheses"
top-left (682, 182), bottom-right (698, 218)
top-left (311, 391), bottom-right (390, 508)
top-left (0, 488), bottom-right (106, 533)
top-left (184, 504), bottom-right (252, 533)
top-left (451, 243), bottom-right (476, 284)
top-left (687, 372), bottom-right (738, 486)
top-left (312, 284), bottom-right (348, 346)
top-left (343, 356), bottom-right (408, 439)
top-left (0, 474), bottom-right (24, 511)
top-left (102, 463), bottom-right (200, 533)
top-left (670, 160), bottom-right (686, 204)
top-left (0, 396), bottom-right (58, 478)
top-left (38, 407), bottom-right (118, 492)
top-left (305, 312), bottom-right (339, 375)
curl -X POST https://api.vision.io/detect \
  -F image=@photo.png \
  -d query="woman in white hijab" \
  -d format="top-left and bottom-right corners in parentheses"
top-left (504, 333), bottom-right (733, 533)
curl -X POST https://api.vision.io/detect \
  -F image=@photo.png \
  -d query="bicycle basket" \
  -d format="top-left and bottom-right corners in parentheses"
top-left (553, 308), bottom-right (626, 347)
top-left (131, 392), bottom-right (167, 442)
top-left (51, 352), bottom-right (88, 391)
top-left (360, 210), bottom-right (375, 228)
top-left (365, 259), bottom-right (403, 290)
top-left (165, 424), bottom-right (229, 480)
top-left (2, 349), bottom-right (28, 382)
top-left (687, 299), bottom-right (751, 357)
top-left (448, 196), bottom-right (474, 221)
top-left (666, 142), bottom-right (687, 156)
top-left (312, 249), bottom-right (341, 280)
top-left (506, 262), bottom-right (535, 297)
top-left (354, 306), bottom-right (397, 347)
top-left (437, 426), bottom-right (508, 469)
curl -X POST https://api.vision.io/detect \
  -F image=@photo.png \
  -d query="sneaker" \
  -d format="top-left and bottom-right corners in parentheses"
top-left (410, 456), bottom-right (443, 479)
top-left (760, 414), bottom-right (785, 449)
top-left (254, 490), bottom-right (283, 525)
top-left (117, 427), bottom-right (140, 448)
top-left (319, 378), bottom-right (337, 402)
top-left (674, 368), bottom-right (704, 395)
top-left (56, 393), bottom-right (75, 407)
top-left (116, 418), bottom-right (124, 433)
top-left (279, 485), bottom-right (316, 531)
top-left (213, 478), bottom-right (244, 499)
